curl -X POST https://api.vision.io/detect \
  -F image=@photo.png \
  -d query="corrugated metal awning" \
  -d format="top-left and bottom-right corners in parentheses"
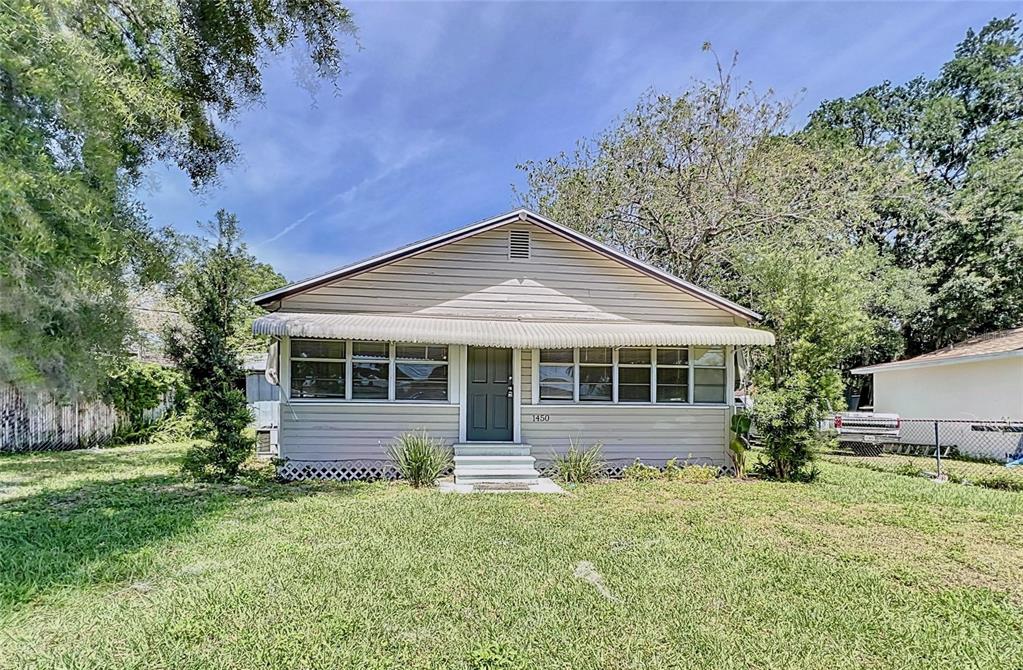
top-left (253, 312), bottom-right (774, 348)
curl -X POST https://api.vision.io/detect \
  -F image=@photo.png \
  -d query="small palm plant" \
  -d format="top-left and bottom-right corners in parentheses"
top-left (552, 440), bottom-right (604, 484)
top-left (389, 430), bottom-right (453, 488)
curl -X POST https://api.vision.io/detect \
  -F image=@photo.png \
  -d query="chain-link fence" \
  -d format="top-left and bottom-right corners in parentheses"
top-left (820, 418), bottom-right (1023, 490)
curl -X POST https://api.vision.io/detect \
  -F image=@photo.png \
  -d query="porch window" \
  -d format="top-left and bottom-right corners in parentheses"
top-left (395, 344), bottom-right (449, 401)
top-left (578, 348), bottom-right (612, 402)
top-left (290, 339), bottom-right (346, 398)
top-left (289, 339), bottom-right (448, 402)
top-left (538, 349), bottom-right (574, 400)
top-left (617, 348), bottom-right (651, 402)
top-left (655, 347), bottom-right (689, 403)
top-left (692, 346), bottom-right (727, 403)
top-left (351, 341), bottom-right (389, 399)
top-left (535, 345), bottom-right (729, 405)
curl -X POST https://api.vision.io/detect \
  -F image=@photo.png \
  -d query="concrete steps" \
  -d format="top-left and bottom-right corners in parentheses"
top-left (452, 443), bottom-right (539, 484)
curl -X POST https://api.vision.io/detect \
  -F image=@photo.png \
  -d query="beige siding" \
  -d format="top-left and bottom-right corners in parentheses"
top-left (280, 223), bottom-right (737, 325)
top-left (279, 403), bottom-right (459, 462)
top-left (520, 348), bottom-right (532, 403)
top-left (521, 405), bottom-right (729, 467)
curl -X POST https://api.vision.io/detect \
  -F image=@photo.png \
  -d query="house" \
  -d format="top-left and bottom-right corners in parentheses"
top-left (852, 327), bottom-right (1023, 422)
top-left (252, 209), bottom-right (774, 482)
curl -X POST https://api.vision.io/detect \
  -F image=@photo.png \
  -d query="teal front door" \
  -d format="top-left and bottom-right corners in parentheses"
top-left (467, 347), bottom-right (513, 441)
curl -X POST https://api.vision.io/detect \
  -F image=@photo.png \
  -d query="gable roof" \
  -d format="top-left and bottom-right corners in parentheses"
top-left (254, 208), bottom-right (761, 321)
top-left (853, 327), bottom-right (1023, 374)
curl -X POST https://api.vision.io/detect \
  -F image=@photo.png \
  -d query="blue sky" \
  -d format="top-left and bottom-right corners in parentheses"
top-left (140, 1), bottom-right (1012, 281)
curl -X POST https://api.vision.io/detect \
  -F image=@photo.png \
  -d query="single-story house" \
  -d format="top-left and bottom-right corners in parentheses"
top-left (852, 328), bottom-right (1023, 460)
top-left (253, 209), bottom-right (774, 482)
top-left (852, 327), bottom-right (1023, 422)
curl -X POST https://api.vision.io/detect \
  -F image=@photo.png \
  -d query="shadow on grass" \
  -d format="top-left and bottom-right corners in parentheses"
top-left (0, 472), bottom-right (358, 614)
top-left (0, 444), bottom-right (185, 495)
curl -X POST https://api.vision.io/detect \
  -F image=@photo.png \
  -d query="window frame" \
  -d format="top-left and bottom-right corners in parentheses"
top-left (532, 345), bottom-right (730, 406)
top-left (287, 338), bottom-right (449, 403)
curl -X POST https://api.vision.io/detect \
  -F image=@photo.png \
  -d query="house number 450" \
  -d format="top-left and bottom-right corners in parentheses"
top-left (531, 414), bottom-right (550, 422)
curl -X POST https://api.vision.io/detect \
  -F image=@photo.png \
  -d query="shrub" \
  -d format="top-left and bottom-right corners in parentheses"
top-left (389, 430), bottom-right (452, 487)
top-left (974, 472), bottom-right (1023, 492)
top-left (623, 460), bottom-right (661, 481)
top-left (749, 375), bottom-right (826, 482)
top-left (728, 412), bottom-right (752, 477)
top-left (673, 464), bottom-right (719, 482)
top-left (552, 440), bottom-right (604, 484)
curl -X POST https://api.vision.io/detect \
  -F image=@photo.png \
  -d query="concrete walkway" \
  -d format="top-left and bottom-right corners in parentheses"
top-left (438, 477), bottom-right (566, 494)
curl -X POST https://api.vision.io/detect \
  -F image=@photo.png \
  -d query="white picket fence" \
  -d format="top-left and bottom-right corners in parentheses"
top-left (0, 384), bottom-right (171, 453)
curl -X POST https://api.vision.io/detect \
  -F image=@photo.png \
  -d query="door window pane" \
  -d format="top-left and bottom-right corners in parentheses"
top-left (694, 368), bottom-right (726, 403)
top-left (539, 365), bottom-right (574, 400)
top-left (618, 366), bottom-right (650, 402)
top-left (290, 361), bottom-right (345, 398)
top-left (579, 365), bottom-right (612, 401)
top-left (352, 361), bottom-right (389, 399)
top-left (395, 362), bottom-right (448, 400)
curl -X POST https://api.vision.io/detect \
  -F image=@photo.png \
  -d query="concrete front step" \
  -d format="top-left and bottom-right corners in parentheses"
top-left (454, 454), bottom-right (537, 466)
top-left (453, 443), bottom-right (533, 457)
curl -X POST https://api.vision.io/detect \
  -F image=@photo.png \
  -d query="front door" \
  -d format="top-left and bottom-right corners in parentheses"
top-left (466, 347), bottom-right (513, 441)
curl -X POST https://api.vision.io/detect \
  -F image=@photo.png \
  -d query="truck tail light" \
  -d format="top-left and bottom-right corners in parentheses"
top-left (834, 415), bottom-right (843, 429)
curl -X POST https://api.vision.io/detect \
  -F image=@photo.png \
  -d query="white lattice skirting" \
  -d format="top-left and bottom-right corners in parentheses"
top-left (277, 459), bottom-right (399, 481)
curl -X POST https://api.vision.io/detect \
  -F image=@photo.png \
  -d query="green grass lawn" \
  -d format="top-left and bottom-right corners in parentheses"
top-left (2, 443), bottom-right (1022, 669)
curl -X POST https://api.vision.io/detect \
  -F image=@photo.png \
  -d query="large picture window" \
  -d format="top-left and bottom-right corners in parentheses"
top-left (289, 339), bottom-right (448, 401)
top-left (535, 346), bottom-right (728, 405)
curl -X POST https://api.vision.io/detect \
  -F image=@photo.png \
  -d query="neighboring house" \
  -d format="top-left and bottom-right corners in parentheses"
top-left (852, 327), bottom-right (1023, 422)
top-left (241, 354), bottom-right (279, 435)
top-left (253, 209), bottom-right (774, 482)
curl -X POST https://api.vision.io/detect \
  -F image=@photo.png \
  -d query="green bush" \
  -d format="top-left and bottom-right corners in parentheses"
top-left (749, 375), bottom-right (827, 482)
top-left (389, 430), bottom-right (453, 487)
top-left (623, 460), bottom-right (661, 481)
top-left (552, 440), bottom-right (604, 484)
top-left (673, 464), bottom-right (719, 482)
top-left (974, 472), bottom-right (1023, 492)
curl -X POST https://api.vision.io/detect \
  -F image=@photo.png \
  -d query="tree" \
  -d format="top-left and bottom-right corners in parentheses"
top-left (235, 260), bottom-right (287, 354)
top-left (808, 15), bottom-right (1023, 353)
top-left (517, 54), bottom-right (929, 479)
top-left (166, 210), bottom-right (254, 482)
top-left (1, 0), bottom-right (355, 394)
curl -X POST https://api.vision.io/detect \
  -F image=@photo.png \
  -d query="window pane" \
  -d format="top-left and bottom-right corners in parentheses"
top-left (395, 344), bottom-right (448, 361)
top-left (579, 365), bottom-right (611, 401)
top-left (656, 366), bottom-right (688, 403)
top-left (692, 346), bottom-right (725, 367)
top-left (618, 366), bottom-right (650, 402)
top-left (540, 348), bottom-right (573, 363)
top-left (579, 348), bottom-right (611, 364)
top-left (657, 367), bottom-right (687, 385)
top-left (694, 368), bottom-right (726, 403)
top-left (618, 348), bottom-right (651, 365)
top-left (290, 360), bottom-right (345, 398)
top-left (657, 348), bottom-right (689, 366)
top-left (352, 361), bottom-right (389, 399)
top-left (656, 385), bottom-right (688, 403)
top-left (539, 364), bottom-right (573, 400)
top-left (395, 362), bottom-right (448, 400)
top-left (292, 339), bottom-right (344, 360)
top-left (352, 341), bottom-right (388, 359)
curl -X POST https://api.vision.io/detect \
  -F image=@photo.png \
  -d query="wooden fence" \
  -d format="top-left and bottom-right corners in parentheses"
top-left (0, 384), bottom-right (169, 453)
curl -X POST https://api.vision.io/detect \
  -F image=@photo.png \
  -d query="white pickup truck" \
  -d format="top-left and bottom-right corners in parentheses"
top-left (833, 412), bottom-right (901, 453)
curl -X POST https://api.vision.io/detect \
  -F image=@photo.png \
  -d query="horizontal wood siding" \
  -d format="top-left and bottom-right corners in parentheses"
top-left (520, 348), bottom-right (532, 403)
top-left (281, 223), bottom-right (737, 325)
top-left (279, 403), bottom-right (459, 461)
top-left (521, 405), bottom-right (729, 467)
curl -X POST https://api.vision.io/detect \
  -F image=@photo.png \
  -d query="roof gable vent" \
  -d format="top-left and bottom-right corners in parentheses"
top-left (508, 230), bottom-right (531, 260)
